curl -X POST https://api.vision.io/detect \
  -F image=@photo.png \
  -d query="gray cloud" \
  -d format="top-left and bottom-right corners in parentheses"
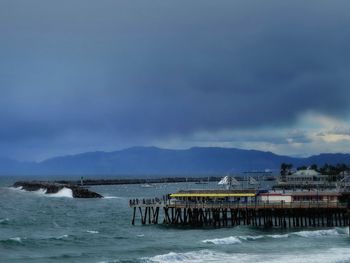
top-left (1, 0), bottom-right (350, 159)
top-left (317, 127), bottom-right (350, 137)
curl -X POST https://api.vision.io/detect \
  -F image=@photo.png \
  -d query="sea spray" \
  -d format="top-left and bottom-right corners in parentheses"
top-left (47, 187), bottom-right (73, 198)
top-left (10, 186), bottom-right (73, 198)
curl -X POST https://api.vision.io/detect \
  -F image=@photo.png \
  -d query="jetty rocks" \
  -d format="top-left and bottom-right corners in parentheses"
top-left (13, 181), bottom-right (103, 198)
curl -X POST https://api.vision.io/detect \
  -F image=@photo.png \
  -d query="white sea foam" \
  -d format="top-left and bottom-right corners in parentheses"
top-left (12, 186), bottom-right (46, 194)
top-left (266, 234), bottom-right (289, 239)
top-left (12, 186), bottom-right (73, 198)
top-left (87, 230), bottom-right (99, 234)
top-left (145, 248), bottom-right (350, 263)
top-left (291, 228), bottom-right (341, 238)
top-left (238, 235), bottom-right (265, 240)
top-left (34, 188), bottom-right (47, 195)
top-left (202, 233), bottom-right (288, 245)
top-left (137, 234), bottom-right (145, 237)
top-left (47, 187), bottom-right (73, 198)
top-left (56, 234), bottom-right (69, 239)
top-left (202, 236), bottom-right (242, 245)
top-left (146, 250), bottom-right (241, 263)
top-left (202, 228), bottom-right (345, 246)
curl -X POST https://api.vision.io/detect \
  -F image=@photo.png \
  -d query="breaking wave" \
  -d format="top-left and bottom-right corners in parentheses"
top-left (266, 234), bottom-right (289, 239)
top-left (9, 237), bottom-right (22, 243)
top-left (0, 218), bottom-right (10, 224)
top-left (202, 236), bottom-right (241, 245)
top-left (0, 237), bottom-right (25, 245)
top-left (46, 187), bottom-right (73, 198)
top-left (238, 235), bottom-right (265, 240)
top-left (0, 234), bottom-right (71, 246)
top-left (145, 248), bottom-right (350, 263)
top-left (11, 186), bottom-right (73, 198)
top-left (145, 250), bottom-right (238, 263)
top-left (55, 234), bottom-right (69, 239)
top-left (202, 228), bottom-right (346, 245)
top-left (292, 229), bottom-right (340, 238)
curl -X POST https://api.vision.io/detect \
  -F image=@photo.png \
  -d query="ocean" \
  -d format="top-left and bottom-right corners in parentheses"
top-left (1, 177), bottom-right (350, 263)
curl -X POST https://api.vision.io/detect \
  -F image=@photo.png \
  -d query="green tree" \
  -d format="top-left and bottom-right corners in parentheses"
top-left (310, 164), bottom-right (318, 171)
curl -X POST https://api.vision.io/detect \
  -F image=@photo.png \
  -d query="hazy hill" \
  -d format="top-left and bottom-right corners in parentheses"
top-left (1, 147), bottom-right (350, 176)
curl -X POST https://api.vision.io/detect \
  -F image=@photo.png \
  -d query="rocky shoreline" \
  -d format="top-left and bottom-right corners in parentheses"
top-left (13, 181), bottom-right (103, 198)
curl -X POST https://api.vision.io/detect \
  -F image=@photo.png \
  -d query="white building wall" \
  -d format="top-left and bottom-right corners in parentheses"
top-left (259, 194), bottom-right (292, 203)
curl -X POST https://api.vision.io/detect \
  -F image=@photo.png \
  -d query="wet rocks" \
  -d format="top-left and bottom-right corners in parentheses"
top-left (13, 181), bottom-right (103, 198)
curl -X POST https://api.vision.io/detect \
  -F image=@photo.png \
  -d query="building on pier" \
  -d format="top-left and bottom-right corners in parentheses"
top-left (168, 189), bottom-right (342, 204)
top-left (259, 191), bottom-right (340, 203)
top-left (169, 189), bottom-right (258, 204)
top-left (130, 188), bottom-right (350, 229)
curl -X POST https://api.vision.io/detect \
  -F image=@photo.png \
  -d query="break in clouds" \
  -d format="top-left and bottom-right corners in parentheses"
top-left (1, 0), bottom-right (350, 160)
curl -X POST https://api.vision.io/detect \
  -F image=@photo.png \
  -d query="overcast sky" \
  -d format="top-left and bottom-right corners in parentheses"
top-left (1, 0), bottom-right (350, 161)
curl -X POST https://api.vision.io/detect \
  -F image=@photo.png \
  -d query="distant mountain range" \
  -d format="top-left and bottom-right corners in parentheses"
top-left (2, 146), bottom-right (350, 176)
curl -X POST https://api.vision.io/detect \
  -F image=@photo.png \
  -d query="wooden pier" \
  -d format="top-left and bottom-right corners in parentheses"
top-left (130, 201), bottom-right (350, 229)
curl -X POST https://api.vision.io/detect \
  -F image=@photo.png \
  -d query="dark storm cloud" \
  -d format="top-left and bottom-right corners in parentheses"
top-left (1, 0), bottom-right (350, 159)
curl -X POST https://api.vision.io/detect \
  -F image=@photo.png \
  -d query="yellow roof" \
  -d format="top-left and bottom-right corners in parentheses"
top-left (170, 193), bottom-right (256, 198)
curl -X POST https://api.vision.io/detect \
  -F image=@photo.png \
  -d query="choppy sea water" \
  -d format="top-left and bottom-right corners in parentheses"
top-left (1, 177), bottom-right (350, 263)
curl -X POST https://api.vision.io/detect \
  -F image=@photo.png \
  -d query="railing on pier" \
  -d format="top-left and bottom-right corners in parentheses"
top-left (129, 198), bottom-right (348, 209)
top-left (168, 200), bottom-right (348, 209)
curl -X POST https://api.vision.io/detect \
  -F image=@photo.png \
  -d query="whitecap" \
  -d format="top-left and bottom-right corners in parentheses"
top-left (203, 233), bottom-right (288, 245)
top-left (136, 234), bottom-right (145, 237)
top-left (238, 235), bottom-right (264, 240)
top-left (145, 250), bottom-right (254, 263)
top-left (56, 234), bottom-right (69, 239)
top-left (87, 230), bottom-right (99, 234)
top-left (291, 229), bottom-right (340, 238)
top-left (202, 236), bottom-right (242, 245)
top-left (266, 234), bottom-right (289, 239)
top-left (0, 218), bottom-right (10, 224)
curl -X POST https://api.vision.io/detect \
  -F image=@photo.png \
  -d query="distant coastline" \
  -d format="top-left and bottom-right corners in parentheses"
top-left (1, 146), bottom-right (350, 176)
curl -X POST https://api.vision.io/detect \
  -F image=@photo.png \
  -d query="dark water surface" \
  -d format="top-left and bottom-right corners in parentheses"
top-left (1, 177), bottom-right (350, 262)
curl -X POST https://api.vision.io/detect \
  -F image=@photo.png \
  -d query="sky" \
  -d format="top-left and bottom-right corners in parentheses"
top-left (1, 0), bottom-right (350, 161)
